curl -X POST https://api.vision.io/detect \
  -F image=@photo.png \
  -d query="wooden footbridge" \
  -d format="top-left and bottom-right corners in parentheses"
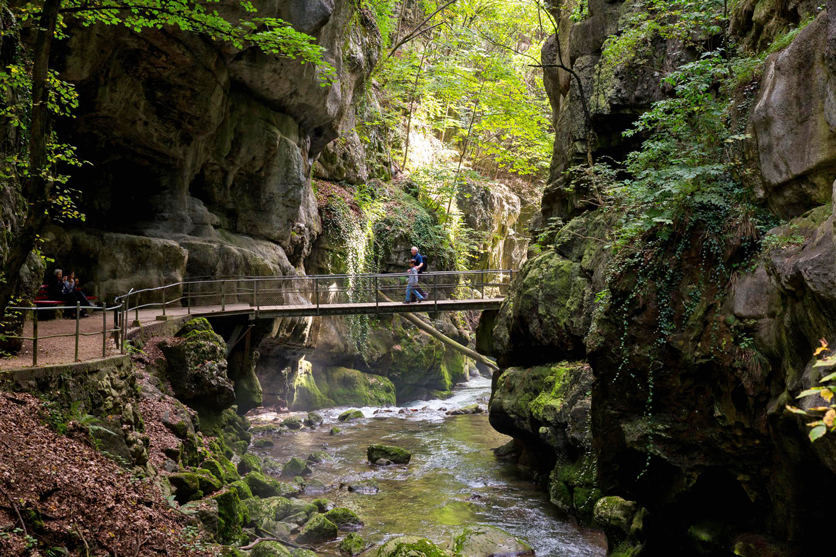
top-left (3, 270), bottom-right (513, 368)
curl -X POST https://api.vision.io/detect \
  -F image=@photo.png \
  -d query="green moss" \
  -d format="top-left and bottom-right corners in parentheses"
top-left (367, 444), bottom-right (411, 464)
top-left (290, 369), bottom-right (334, 410)
top-left (338, 409), bottom-right (364, 421)
top-left (528, 363), bottom-right (573, 422)
top-left (251, 540), bottom-right (292, 557)
top-left (228, 479), bottom-right (253, 500)
top-left (202, 455), bottom-right (240, 484)
top-left (244, 471), bottom-right (282, 497)
top-left (324, 507), bottom-right (363, 529)
top-left (281, 457), bottom-right (311, 478)
top-left (378, 537), bottom-right (449, 557)
top-left (315, 367), bottom-right (397, 408)
top-left (340, 532), bottom-right (367, 555)
top-left (312, 498), bottom-right (332, 512)
top-left (237, 453), bottom-right (262, 475)
top-left (243, 496), bottom-right (293, 524)
top-left (296, 514), bottom-right (338, 544)
top-left (209, 489), bottom-right (249, 544)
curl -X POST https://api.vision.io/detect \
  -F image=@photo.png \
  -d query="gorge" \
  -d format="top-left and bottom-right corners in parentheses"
top-left (1, 0), bottom-right (836, 556)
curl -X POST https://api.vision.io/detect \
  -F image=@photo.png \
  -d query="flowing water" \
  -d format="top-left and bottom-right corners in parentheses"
top-left (250, 377), bottom-right (606, 556)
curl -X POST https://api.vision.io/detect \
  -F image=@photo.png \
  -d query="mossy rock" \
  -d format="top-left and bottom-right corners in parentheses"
top-left (259, 519), bottom-right (293, 540)
top-left (244, 471), bottom-right (283, 498)
top-left (281, 456), bottom-right (312, 478)
top-left (237, 453), bottom-right (262, 476)
top-left (338, 409), bottom-right (364, 421)
top-left (251, 424), bottom-right (282, 435)
top-left (453, 526), bottom-right (533, 556)
top-left (305, 412), bottom-right (324, 426)
top-left (288, 500), bottom-right (318, 518)
top-left (202, 456), bottom-right (240, 484)
top-left (251, 540), bottom-right (292, 557)
top-left (572, 486), bottom-right (602, 518)
top-left (340, 532), bottom-right (367, 556)
top-left (243, 496), bottom-right (293, 524)
top-left (307, 450), bottom-right (330, 463)
top-left (175, 317), bottom-right (213, 337)
top-left (377, 537), bottom-right (451, 557)
top-left (368, 444), bottom-right (411, 464)
top-left (254, 438), bottom-right (275, 449)
top-left (209, 489), bottom-right (249, 544)
top-left (324, 507), bottom-right (363, 530)
top-left (296, 514), bottom-right (338, 544)
top-left (228, 479), bottom-right (253, 501)
top-left (312, 498), bottom-right (332, 512)
top-left (330, 426), bottom-right (342, 435)
top-left (282, 416), bottom-right (303, 430)
top-left (169, 470), bottom-right (221, 503)
top-left (314, 366), bottom-right (397, 408)
top-left (221, 547), bottom-right (248, 557)
top-left (290, 550), bottom-right (318, 557)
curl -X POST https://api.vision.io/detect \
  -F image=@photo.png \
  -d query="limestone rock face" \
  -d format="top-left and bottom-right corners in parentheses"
top-left (40, 0), bottom-right (381, 300)
top-left (749, 13), bottom-right (836, 216)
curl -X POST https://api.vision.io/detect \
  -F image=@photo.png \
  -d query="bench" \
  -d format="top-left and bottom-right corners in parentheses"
top-left (34, 284), bottom-right (98, 308)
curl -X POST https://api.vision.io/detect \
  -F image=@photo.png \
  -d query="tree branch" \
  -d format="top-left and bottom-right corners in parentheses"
top-left (387, 0), bottom-right (458, 59)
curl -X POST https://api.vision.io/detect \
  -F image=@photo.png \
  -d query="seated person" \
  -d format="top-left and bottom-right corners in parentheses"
top-left (61, 270), bottom-right (92, 318)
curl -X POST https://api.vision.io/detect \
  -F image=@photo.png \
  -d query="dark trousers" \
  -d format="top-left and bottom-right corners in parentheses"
top-left (415, 272), bottom-right (427, 298)
top-left (63, 291), bottom-right (92, 317)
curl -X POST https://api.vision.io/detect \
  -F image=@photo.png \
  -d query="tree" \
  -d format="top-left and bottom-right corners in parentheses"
top-left (0, 0), bottom-right (332, 319)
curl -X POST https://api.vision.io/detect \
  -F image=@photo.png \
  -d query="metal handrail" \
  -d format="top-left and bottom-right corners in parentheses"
top-left (6, 269), bottom-right (515, 368)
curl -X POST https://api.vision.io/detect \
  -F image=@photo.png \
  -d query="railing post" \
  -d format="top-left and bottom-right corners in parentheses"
top-left (374, 276), bottom-right (379, 313)
top-left (253, 279), bottom-right (258, 308)
top-left (120, 301), bottom-right (125, 354)
top-left (102, 306), bottom-right (107, 357)
top-left (134, 292), bottom-right (140, 327)
top-left (162, 285), bottom-right (167, 316)
top-left (221, 280), bottom-right (226, 311)
top-left (433, 273), bottom-right (438, 312)
top-left (314, 277), bottom-right (320, 316)
top-left (187, 282), bottom-right (191, 314)
top-left (480, 271), bottom-right (486, 299)
top-left (32, 310), bottom-right (39, 367)
top-left (74, 303), bottom-right (81, 362)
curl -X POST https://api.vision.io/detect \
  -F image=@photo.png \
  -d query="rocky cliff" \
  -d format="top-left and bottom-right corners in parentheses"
top-left (38, 0), bottom-right (381, 300)
top-left (490, 0), bottom-right (836, 555)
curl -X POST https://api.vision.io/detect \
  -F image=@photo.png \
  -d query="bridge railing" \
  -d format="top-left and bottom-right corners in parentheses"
top-left (114, 269), bottom-right (513, 329)
top-left (3, 270), bottom-right (514, 367)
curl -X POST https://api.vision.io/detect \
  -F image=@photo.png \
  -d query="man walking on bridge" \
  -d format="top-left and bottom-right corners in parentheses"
top-left (410, 246), bottom-right (428, 299)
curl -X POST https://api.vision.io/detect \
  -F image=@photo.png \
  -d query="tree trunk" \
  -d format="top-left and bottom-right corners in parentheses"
top-left (444, 81), bottom-right (484, 225)
top-left (401, 40), bottom-right (431, 171)
top-left (0, 0), bottom-right (61, 318)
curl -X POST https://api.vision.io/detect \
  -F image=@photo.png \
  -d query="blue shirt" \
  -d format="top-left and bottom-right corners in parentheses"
top-left (413, 253), bottom-right (424, 272)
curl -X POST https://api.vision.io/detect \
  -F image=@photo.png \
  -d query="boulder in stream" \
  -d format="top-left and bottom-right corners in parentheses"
top-left (250, 540), bottom-right (291, 557)
top-left (446, 404), bottom-right (485, 415)
top-left (324, 507), bottom-right (364, 530)
top-left (339, 409), bottom-right (365, 421)
top-left (305, 412), bottom-right (324, 426)
top-left (377, 537), bottom-right (452, 557)
top-left (368, 444), bottom-right (412, 464)
top-left (453, 526), bottom-right (534, 556)
top-left (339, 532), bottom-right (367, 555)
top-left (296, 514), bottom-right (338, 544)
top-left (307, 450), bottom-right (331, 463)
top-left (347, 479), bottom-right (380, 494)
top-left (282, 416), bottom-right (303, 430)
top-left (281, 456), bottom-right (312, 477)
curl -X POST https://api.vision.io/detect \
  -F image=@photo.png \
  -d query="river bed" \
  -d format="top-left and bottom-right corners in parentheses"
top-left (249, 377), bottom-right (606, 556)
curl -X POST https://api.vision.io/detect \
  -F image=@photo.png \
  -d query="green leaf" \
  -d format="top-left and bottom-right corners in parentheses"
top-left (797, 388), bottom-right (825, 399)
top-left (809, 425), bottom-right (827, 441)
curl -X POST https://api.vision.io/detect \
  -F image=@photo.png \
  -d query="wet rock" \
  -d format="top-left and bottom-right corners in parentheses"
top-left (492, 440), bottom-right (521, 459)
top-left (347, 479), bottom-right (379, 494)
top-left (202, 456), bottom-right (239, 484)
top-left (291, 366), bottom-right (397, 410)
top-left (377, 537), bottom-right (451, 557)
top-left (303, 478), bottom-right (327, 494)
top-left (330, 426), bottom-right (341, 435)
top-left (307, 450), bottom-right (331, 463)
top-left (254, 438), bottom-right (275, 449)
top-left (281, 456), bottom-right (312, 477)
top-left (446, 404), bottom-right (485, 415)
top-left (250, 424), bottom-right (282, 435)
top-left (324, 507), bottom-right (363, 530)
top-left (305, 412), bottom-right (324, 427)
top-left (237, 453), bottom-right (262, 475)
top-left (367, 444), bottom-right (411, 465)
top-left (338, 409), bottom-right (364, 421)
top-left (376, 458), bottom-right (393, 466)
top-left (285, 511), bottom-right (310, 526)
top-left (296, 514), bottom-right (338, 544)
top-left (282, 416), bottom-right (303, 430)
top-left (250, 540), bottom-right (292, 557)
top-left (731, 533), bottom-right (802, 557)
top-left (594, 496), bottom-right (644, 554)
top-left (312, 498), bottom-right (333, 512)
top-left (453, 526), bottom-right (533, 556)
top-left (339, 532), bottom-right (367, 555)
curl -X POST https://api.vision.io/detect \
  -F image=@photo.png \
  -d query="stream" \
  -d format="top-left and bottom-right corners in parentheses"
top-left (250, 377), bottom-right (606, 556)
